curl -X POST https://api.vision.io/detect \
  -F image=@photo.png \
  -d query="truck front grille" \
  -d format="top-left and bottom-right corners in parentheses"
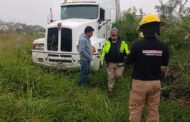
top-left (61, 28), bottom-right (72, 52)
top-left (48, 54), bottom-right (59, 57)
top-left (49, 59), bottom-right (72, 63)
top-left (60, 55), bottom-right (72, 57)
top-left (47, 28), bottom-right (58, 51)
top-left (47, 27), bottom-right (72, 52)
top-left (48, 54), bottom-right (72, 58)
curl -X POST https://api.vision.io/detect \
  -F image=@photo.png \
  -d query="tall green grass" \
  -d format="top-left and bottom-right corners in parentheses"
top-left (0, 32), bottom-right (190, 122)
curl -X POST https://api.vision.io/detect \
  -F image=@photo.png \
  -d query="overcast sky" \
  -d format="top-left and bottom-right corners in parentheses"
top-left (0, 0), bottom-right (189, 27)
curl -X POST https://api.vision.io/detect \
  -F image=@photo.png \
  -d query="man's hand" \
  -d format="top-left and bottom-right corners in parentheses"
top-left (100, 60), bottom-right (107, 67)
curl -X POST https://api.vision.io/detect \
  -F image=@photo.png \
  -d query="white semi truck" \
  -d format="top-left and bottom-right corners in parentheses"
top-left (32, 0), bottom-right (117, 71)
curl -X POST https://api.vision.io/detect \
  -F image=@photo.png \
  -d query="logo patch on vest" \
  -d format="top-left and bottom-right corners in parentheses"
top-left (142, 50), bottom-right (163, 56)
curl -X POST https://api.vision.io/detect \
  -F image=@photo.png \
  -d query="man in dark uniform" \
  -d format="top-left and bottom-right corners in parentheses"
top-left (126, 14), bottom-right (169, 122)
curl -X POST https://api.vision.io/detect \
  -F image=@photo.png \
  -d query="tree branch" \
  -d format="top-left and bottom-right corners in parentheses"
top-left (182, 0), bottom-right (188, 6)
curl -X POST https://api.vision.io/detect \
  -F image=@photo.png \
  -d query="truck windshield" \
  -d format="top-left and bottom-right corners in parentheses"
top-left (61, 5), bottom-right (98, 19)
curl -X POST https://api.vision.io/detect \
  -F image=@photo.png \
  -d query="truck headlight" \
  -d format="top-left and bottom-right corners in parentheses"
top-left (32, 43), bottom-right (44, 50)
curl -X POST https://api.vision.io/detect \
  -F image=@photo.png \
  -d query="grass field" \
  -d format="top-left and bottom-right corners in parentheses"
top-left (0, 32), bottom-right (190, 122)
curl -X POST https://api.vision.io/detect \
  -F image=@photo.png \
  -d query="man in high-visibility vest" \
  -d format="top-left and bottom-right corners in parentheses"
top-left (126, 14), bottom-right (169, 122)
top-left (101, 28), bottom-right (129, 93)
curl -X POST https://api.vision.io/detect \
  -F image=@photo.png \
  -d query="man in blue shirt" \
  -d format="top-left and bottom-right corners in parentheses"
top-left (78, 26), bottom-right (94, 86)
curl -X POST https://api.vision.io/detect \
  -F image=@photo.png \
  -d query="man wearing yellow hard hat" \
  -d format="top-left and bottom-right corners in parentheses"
top-left (126, 14), bottom-right (169, 122)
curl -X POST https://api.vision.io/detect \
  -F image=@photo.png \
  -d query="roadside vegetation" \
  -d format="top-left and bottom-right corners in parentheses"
top-left (0, 24), bottom-right (190, 122)
top-left (0, 0), bottom-right (190, 121)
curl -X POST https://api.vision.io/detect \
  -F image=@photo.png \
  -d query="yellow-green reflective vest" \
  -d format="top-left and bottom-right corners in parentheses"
top-left (101, 40), bottom-right (129, 61)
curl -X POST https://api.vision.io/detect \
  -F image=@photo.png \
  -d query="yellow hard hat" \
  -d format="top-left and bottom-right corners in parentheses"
top-left (139, 14), bottom-right (164, 27)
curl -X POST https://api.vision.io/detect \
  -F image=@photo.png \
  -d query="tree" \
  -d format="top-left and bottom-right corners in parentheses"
top-left (155, 0), bottom-right (189, 19)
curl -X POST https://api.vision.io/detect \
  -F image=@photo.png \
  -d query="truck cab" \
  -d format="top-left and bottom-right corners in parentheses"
top-left (32, 0), bottom-right (116, 71)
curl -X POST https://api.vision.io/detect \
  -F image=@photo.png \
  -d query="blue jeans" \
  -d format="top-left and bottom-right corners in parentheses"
top-left (79, 60), bottom-right (90, 86)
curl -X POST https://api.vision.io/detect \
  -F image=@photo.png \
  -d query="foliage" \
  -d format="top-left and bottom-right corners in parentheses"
top-left (113, 8), bottom-right (139, 44)
top-left (0, 19), bottom-right (45, 33)
top-left (0, 31), bottom-right (190, 121)
top-left (155, 0), bottom-right (190, 19)
top-left (0, 3), bottom-right (190, 121)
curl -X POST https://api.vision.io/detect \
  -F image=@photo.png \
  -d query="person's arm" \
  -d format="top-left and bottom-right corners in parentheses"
top-left (79, 39), bottom-right (91, 60)
top-left (124, 42), bottom-right (130, 55)
top-left (126, 43), bottom-right (137, 65)
top-left (120, 41), bottom-right (129, 56)
top-left (101, 41), bottom-right (109, 61)
top-left (162, 46), bottom-right (169, 66)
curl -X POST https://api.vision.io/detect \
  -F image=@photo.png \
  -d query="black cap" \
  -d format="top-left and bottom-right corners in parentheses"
top-left (84, 26), bottom-right (94, 34)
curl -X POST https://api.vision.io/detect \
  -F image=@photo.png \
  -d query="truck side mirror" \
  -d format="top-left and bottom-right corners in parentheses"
top-left (99, 8), bottom-right (105, 23)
